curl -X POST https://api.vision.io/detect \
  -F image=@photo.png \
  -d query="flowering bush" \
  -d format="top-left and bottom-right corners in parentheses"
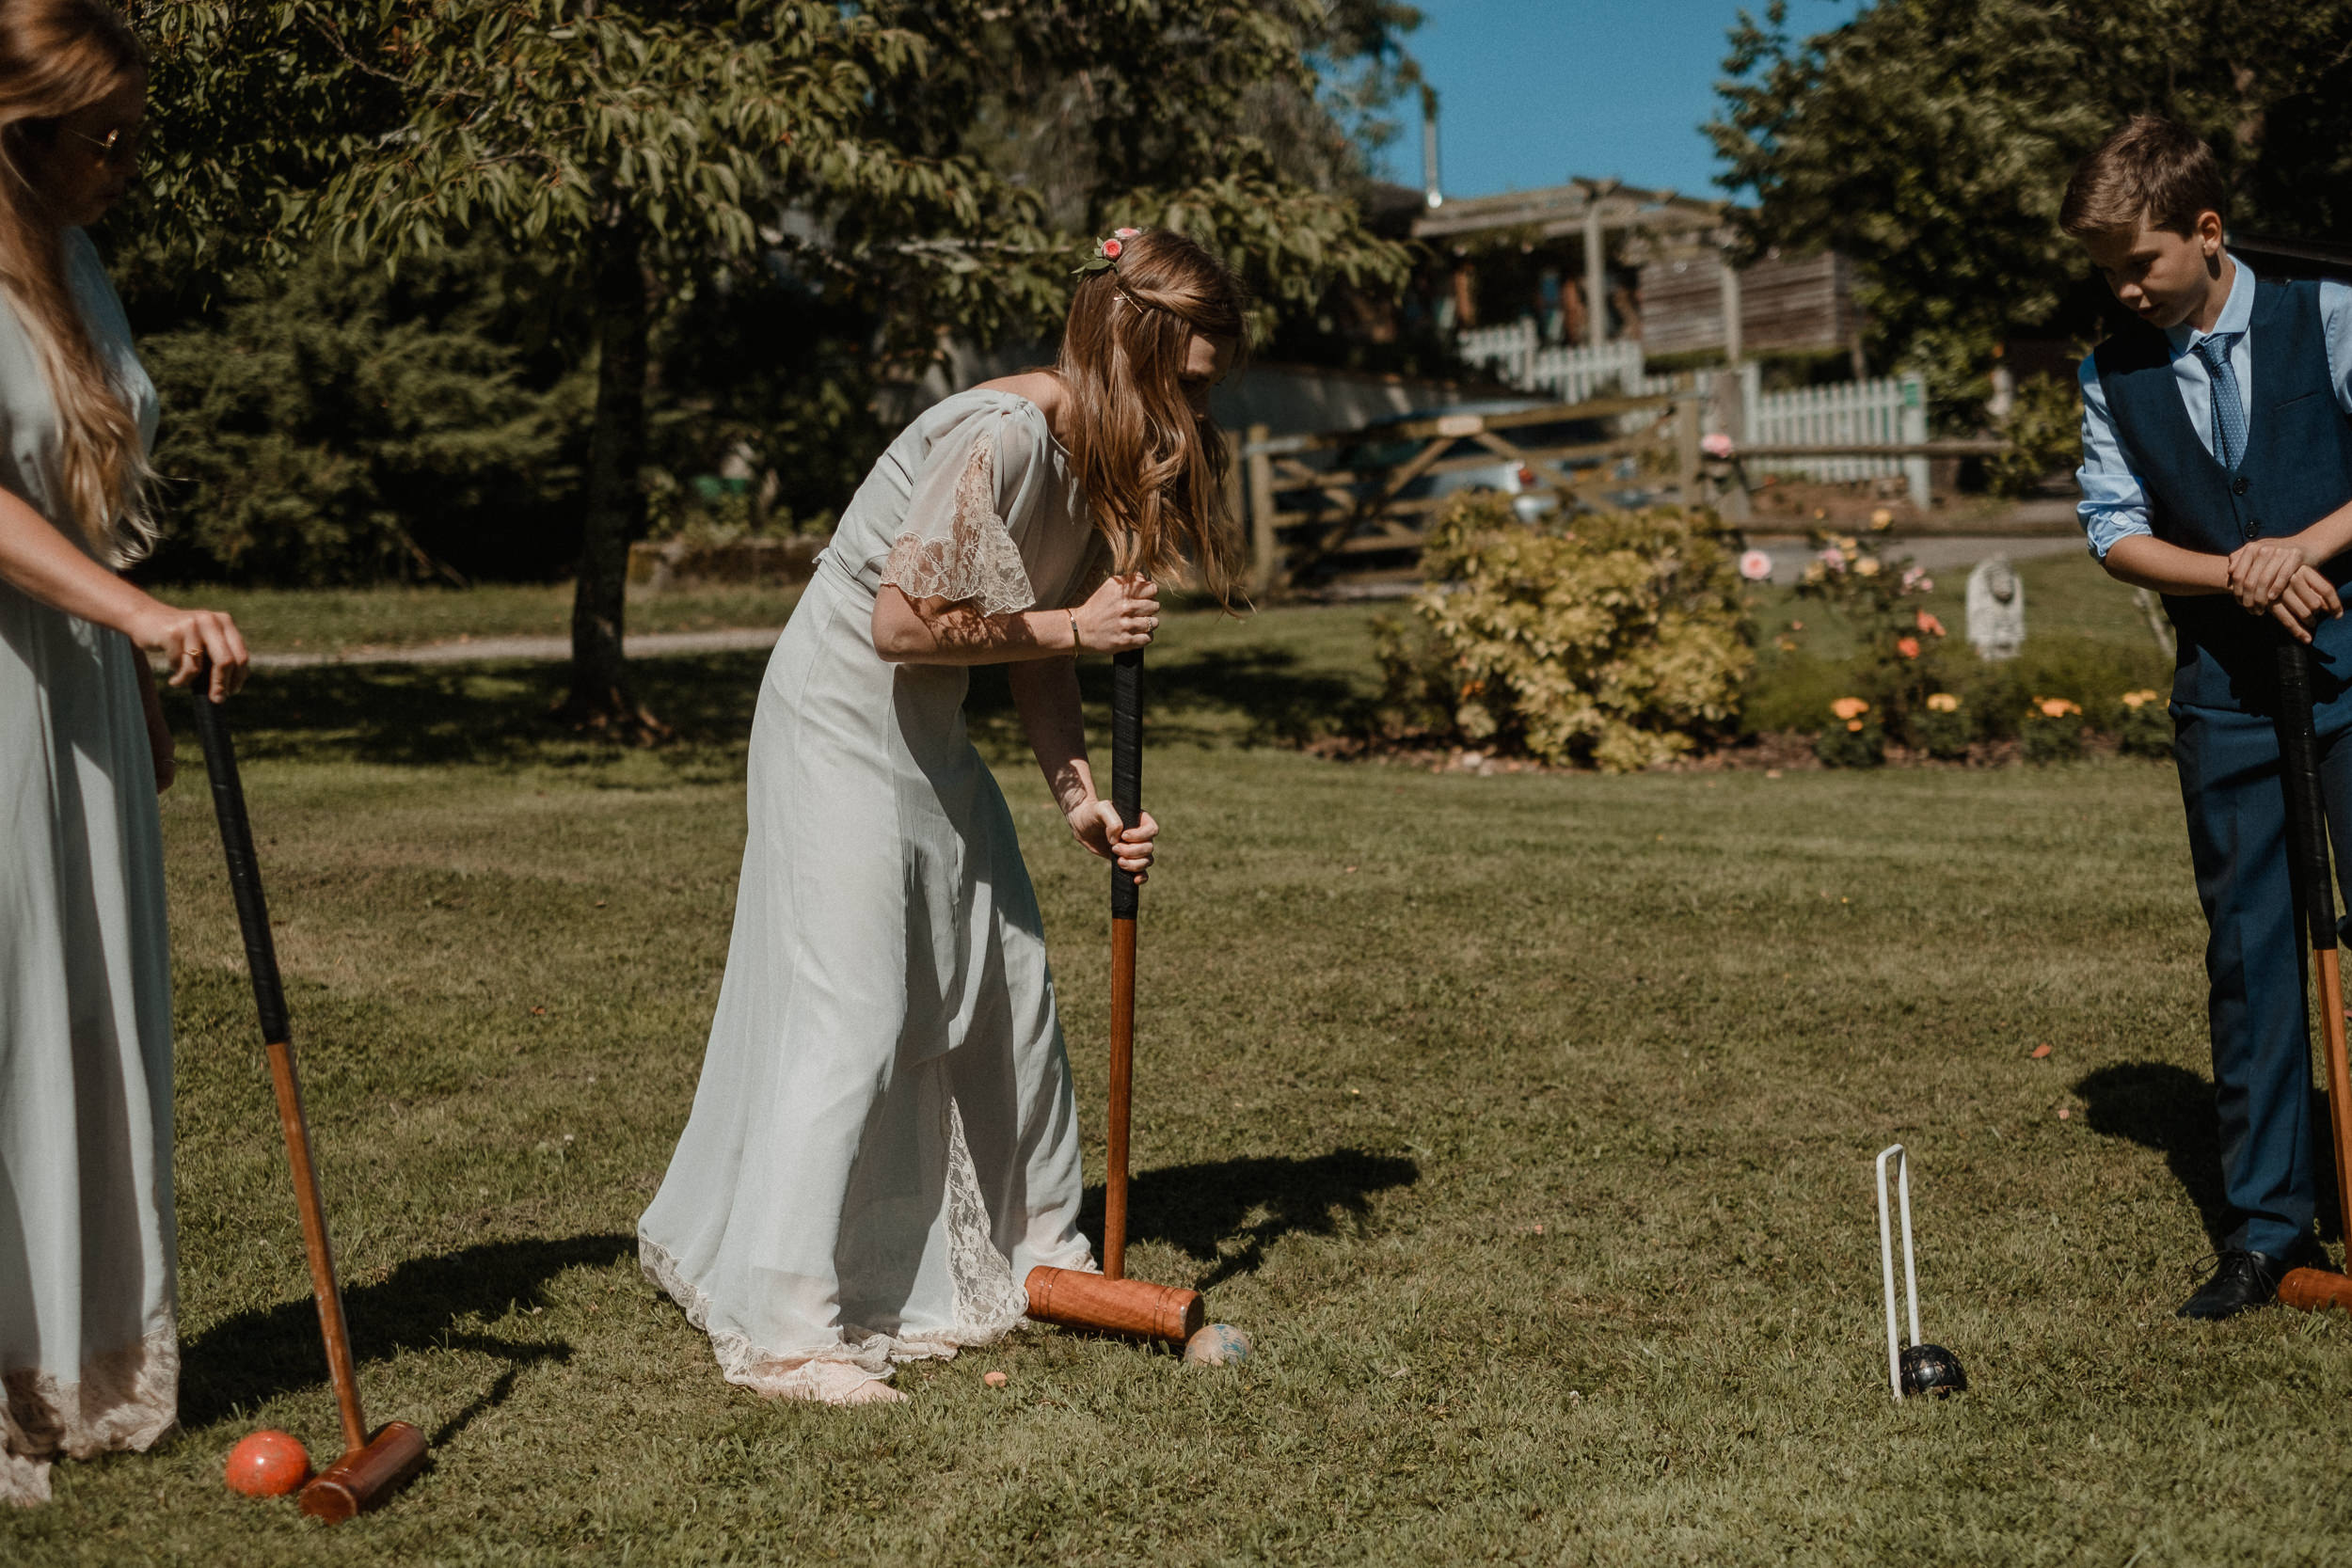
top-left (1794, 524), bottom-right (1948, 729)
top-left (1815, 696), bottom-right (1885, 768)
top-left (2021, 695), bottom-right (2085, 764)
top-left (1910, 690), bottom-right (1974, 758)
top-left (1374, 492), bottom-right (1754, 771)
top-left (2117, 688), bottom-right (2170, 757)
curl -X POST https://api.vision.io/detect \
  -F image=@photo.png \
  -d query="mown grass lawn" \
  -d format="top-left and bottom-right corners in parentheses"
top-left (10, 588), bottom-right (2350, 1564)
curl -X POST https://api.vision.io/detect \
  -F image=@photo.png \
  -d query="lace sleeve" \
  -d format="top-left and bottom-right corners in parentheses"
top-left (879, 424), bottom-right (1037, 616)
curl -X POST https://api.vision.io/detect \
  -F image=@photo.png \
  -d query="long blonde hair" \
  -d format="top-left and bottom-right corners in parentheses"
top-left (1055, 229), bottom-right (1246, 605)
top-left (0, 0), bottom-right (150, 564)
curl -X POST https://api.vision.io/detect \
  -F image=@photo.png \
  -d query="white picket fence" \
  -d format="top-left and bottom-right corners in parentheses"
top-left (1454, 323), bottom-right (1677, 404)
top-left (1458, 322), bottom-right (1930, 505)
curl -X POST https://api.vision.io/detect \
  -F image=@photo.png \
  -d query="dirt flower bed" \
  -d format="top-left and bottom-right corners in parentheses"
top-left (1305, 728), bottom-right (2139, 774)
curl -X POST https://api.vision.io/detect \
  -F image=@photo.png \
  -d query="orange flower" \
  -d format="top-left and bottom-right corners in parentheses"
top-left (1915, 610), bottom-right (1946, 637)
top-left (1831, 697), bottom-right (1869, 721)
top-left (1846, 719), bottom-right (1865, 733)
top-left (2034, 696), bottom-right (2081, 719)
top-left (1896, 637), bottom-right (1921, 658)
top-left (2120, 688), bottom-right (2161, 709)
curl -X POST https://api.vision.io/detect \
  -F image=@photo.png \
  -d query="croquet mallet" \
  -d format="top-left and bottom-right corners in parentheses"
top-left (2267, 638), bottom-right (2352, 1313)
top-left (189, 678), bottom-right (429, 1519)
top-left (1024, 648), bottom-right (1207, 1344)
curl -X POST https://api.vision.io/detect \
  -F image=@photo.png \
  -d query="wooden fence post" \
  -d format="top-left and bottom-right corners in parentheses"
top-left (1899, 374), bottom-right (1931, 510)
top-left (1246, 422), bottom-right (1277, 594)
top-left (1674, 373), bottom-right (1702, 509)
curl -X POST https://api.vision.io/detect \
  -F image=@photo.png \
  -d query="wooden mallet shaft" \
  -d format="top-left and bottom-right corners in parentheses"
top-left (1024, 647), bottom-right (1204, 1344)
top-left (190, 680), bottom-right (428, 1519)
top-left (2276, 641), bottom-right (2352, 1241)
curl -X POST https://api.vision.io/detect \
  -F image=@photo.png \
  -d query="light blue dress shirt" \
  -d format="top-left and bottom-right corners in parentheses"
top-left (2075, 255), bottom-right (2352, 558)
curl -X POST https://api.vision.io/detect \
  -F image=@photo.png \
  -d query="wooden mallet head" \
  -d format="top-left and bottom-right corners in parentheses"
top-left (299, 1421), bottom-right (429, 1522)
top-left (1025, 1265), bottom-right (1204, 1345)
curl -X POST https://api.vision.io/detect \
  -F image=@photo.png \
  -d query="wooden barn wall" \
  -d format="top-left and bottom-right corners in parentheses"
top-left (1636, 251), bottom-right (1855, 356)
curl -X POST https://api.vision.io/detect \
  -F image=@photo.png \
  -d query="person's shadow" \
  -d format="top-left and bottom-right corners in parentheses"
top-left (1082, 1148), bottom-right (1420, 1291)
top-left (179, 1231), bottom-right (636, 1446)
top-left (2075, 1062), bottom-right (2344, 1245)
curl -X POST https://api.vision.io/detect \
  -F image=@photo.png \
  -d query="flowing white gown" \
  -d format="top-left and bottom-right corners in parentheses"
top-left (0, 230), bottom-right (175, 1504)
top-left (640, 388), bottom-right (1107, 1402)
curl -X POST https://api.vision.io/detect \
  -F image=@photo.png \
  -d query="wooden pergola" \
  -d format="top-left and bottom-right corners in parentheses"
top-left (1411, 178), bottom-right (1729, 347)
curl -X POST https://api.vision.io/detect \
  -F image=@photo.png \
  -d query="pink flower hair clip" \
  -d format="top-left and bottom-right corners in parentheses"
top-left (1074, 227), bottom-right (1143, 277)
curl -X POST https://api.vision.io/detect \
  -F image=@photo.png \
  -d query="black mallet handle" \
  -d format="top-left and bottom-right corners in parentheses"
top-left (2279, 641), bottom-right (2337, 955)
top-left (1110, 648), bottom-right (1144, 919)
top-left (2277, 639), bottom-right (2352, 1242)
top-left (187, 683), bottom-right (371, 1458)
top-left (1104, 647), bottom-right (1142, 1278)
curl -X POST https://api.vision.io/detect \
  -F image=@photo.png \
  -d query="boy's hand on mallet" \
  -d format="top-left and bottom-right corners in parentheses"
top-left (2272, 566), bottom-right (2344, 642)
top-left (2226, 538), bottom-right (2307, 614)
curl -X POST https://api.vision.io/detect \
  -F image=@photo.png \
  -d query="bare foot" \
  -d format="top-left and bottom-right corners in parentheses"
top-left (831, 1377), bottom-right (906, 1406)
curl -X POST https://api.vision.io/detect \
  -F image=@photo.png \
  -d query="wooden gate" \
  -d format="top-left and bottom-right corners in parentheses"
top-left (1234, 385), bottom-right (1706, 594)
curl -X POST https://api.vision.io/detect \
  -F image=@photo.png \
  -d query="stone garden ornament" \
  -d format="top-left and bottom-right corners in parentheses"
top-left (1966, 555), bottom-right (2025, 660)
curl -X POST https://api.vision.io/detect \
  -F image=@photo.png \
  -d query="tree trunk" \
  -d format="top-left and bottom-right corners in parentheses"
top-left (559, 210), bottom-right (665, 738)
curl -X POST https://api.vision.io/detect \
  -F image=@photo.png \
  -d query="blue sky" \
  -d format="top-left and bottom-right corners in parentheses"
top-left (1371, 0), bottom-right (1860, 201)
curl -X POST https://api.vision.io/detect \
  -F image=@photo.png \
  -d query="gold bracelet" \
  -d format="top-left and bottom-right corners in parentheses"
top-left (1067, 609), bottom-right (1082, 651)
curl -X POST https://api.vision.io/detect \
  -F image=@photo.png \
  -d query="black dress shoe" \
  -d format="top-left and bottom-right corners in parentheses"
top-left (2177, 1245), bottom-right (2312, 1320)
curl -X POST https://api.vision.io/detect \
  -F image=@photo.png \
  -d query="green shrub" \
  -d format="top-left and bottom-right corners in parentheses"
top-left (1909, 692), bottom-right (1974, 758)
top-left (1984, 372), bottom-right (2084, 499)
top-left (1375, 493), bottom-right (1754, 771)
top-left (2021, 697), bottom-right (2087, 763)
top-left (2116, 688), bottom-right (2172, 757)
top-left (1815, 698), bottom-right (1885, 767)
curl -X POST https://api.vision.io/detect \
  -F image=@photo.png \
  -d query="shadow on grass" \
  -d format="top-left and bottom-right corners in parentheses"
top-left (1081, 1148), bottom-right (1419, 1291)
top-left (220, 638), bottom-right (1369, 774)
top-left (968, 644), bottom-right (1375, 756)
top-left (2075, 1062), bottom-right (2235, 1248)
top-left (203, 654), bottom-right (770, 769)
top-left (180, 1231), bottom-right (636, 1443)
top-left (2078, 1061), bottom-right (2347, 1245)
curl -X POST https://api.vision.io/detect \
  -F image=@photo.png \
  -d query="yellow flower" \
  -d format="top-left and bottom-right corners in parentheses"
top-left (2034, 697), bottom-right (2081, 719)
top-left (1836, 534), bottom-right (1860, 553)
top-left (1831, 697), bottom-right (1869, 721)
top-left (1926, 692), bottom-right (1960, 713)
top-left (1869, 507), bottom-right (1895, 531)
top-left (1854, 557), bottom-right (1882, 578)
top-left (2120, 689), bottom-right (2161, 709)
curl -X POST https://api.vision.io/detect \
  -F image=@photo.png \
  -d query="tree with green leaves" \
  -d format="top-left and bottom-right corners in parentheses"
top-left (1708, 0), bottom-right (2352, 414)
top-left (131, 2), bottom-right (1418, 736)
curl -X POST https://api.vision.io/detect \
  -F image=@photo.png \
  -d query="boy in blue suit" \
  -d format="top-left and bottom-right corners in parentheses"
top-left (2066, 116), bottom-right (2352, 1318)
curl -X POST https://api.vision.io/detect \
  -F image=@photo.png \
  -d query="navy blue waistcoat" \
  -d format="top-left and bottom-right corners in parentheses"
top-left (2093, 277), bottom-right (2352, 712)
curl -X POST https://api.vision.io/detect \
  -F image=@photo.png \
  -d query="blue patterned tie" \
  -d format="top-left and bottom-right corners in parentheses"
top-left (2193, 334), bottom-right (2246, 472)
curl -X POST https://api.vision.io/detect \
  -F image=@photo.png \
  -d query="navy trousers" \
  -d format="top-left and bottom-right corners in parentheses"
top-left (2174, 689), bottom-right (2352, 1255)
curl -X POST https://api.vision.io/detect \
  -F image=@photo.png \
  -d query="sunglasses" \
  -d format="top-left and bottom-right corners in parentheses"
top-left (64, 123), bottom-right (141, 167)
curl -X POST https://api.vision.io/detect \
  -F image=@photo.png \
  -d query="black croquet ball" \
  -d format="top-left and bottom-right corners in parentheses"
top-left (1899, 1343), bottom-right (1968, 1398)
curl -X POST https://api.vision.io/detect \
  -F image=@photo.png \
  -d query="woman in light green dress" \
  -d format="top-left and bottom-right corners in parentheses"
top-left (640, 229), bottom-right (1246, 1403)
top-left (0, 4), bottom-right (250, 1505)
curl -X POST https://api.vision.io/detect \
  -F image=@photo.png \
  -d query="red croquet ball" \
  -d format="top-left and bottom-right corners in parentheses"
top-left (224, 1430), bottom-right (311, 1497)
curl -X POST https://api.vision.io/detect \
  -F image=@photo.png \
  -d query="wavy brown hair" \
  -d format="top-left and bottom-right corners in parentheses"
top-left (0, 0), bottom-right (151, 564)
top-left (1055, 229), bottom-right (1247, 605)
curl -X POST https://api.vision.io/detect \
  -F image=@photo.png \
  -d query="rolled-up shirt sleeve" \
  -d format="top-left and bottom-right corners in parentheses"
top-left (2074, 356), bottom-right (2152, 560)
